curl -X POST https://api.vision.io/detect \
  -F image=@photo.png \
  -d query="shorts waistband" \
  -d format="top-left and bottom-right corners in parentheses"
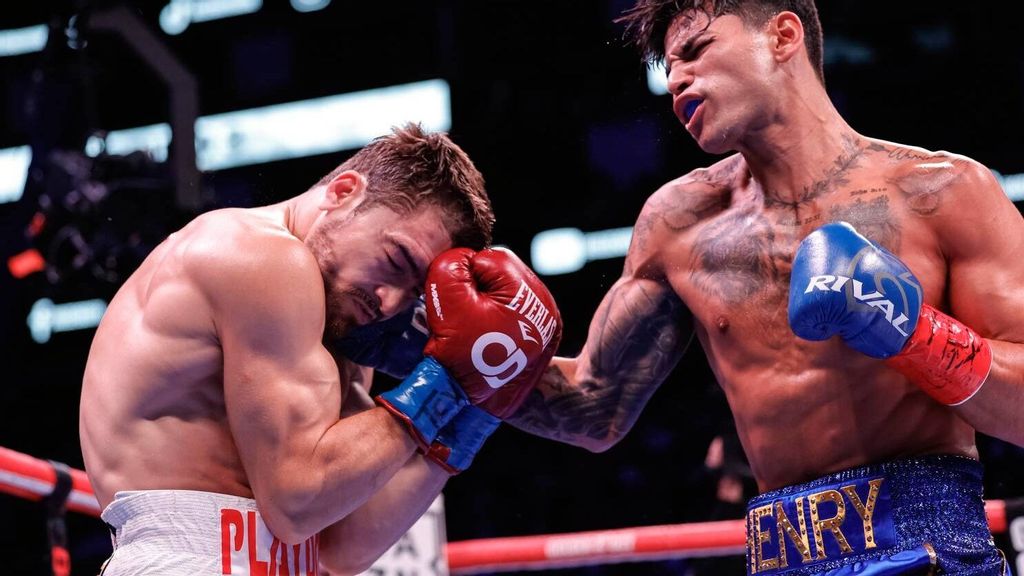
top-left (99, 489), bottom-right (320, 576)
top-left (745, 455), bottom-right (990, 576)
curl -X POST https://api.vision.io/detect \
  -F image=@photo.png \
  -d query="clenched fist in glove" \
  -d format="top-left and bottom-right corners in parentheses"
top-left (376, 247), bottom-right (562, 472)
top-left (788, 221), bottom-right (992, 406)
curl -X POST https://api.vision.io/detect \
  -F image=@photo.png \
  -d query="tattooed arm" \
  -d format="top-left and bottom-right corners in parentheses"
top-left (507, 182), bottom-right (706, 452)
top-left (507, 275), bottom-right (692, 452)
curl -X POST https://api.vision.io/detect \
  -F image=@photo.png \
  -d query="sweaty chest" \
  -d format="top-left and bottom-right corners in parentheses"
top-left (668, 190), bottom-right (909, 340)
top-left (684, 211), bottom-right (794, 303)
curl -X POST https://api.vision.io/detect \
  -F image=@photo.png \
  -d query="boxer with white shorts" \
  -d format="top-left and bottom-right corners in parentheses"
top-left (81, 124), bottom-right (562, 575)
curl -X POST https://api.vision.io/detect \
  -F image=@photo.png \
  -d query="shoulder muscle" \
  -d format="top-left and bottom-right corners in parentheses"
top-left (627, 156), bottom-right (738, 275)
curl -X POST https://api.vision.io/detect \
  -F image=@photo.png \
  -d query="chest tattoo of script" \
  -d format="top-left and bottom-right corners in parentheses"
top-left (869, 142), bottom-right (958, 216)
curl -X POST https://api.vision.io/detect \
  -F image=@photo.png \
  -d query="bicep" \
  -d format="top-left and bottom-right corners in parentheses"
top-left (221, 328), bottom-right (341, 473)
top-left (208, 254), bottom-right (342, 497)
top-left (940, 166), bottom-right (1024, 342)
top-left (578, 274), bottom-right (694, 388)
top-left (220, 317), bottom-right (342, 533)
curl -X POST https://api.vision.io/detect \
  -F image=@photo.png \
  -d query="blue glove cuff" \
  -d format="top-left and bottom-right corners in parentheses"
top-left (376, 357), bottom-right (468, 451)
top-left (427, 405), bottom-right (501, 474)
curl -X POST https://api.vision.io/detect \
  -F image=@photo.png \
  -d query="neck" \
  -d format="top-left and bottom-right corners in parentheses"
top-left (737, 84), bottom-right (862, 206)
top-left (281, 187), bottom-right (324, 241)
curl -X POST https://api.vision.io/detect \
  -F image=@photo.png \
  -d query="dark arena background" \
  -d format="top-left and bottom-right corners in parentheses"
top-left (2, 1), bottom-right (1024, 575)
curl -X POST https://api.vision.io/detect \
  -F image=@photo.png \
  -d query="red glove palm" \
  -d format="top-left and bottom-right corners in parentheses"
top-left (424, 248), bottom-right (561, 418)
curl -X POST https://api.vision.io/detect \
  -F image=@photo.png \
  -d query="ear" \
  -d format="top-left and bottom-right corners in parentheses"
top-left (321, 170), bottom-right (367, 210)
top-left (769, 11), bottom-right (805, 65)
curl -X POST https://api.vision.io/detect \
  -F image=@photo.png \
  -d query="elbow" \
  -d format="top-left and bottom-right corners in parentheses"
top-left (259, 507), bottom-right (316, 546)
top-left (255, 485), bottom-right (322, 545)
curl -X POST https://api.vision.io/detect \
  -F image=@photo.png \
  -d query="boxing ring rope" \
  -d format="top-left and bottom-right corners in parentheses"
top-left (0, 446), bottom-right (1015, 574)
top-left (0, 447), bottom-right (100, 517)
top-left (445, 519), bottom-right (749, 573)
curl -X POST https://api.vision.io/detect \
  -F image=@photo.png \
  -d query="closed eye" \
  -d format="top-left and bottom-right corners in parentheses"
top-left (676, 33), bottom-right (712, 62)
top-left (682, 39), bottom-right (710, 60)
top-left (386, 252), bottom-right (402, 272)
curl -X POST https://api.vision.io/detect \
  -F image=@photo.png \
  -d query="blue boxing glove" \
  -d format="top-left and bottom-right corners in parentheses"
top-left (426, 405), bottom-right (501, 474)
top-left (789, 221), bottom-right (992, 405)
top-left (377, 356), bottom-right (469, 451)
top-left (331, 297), bottom-right (428, 379)
top-left (787, 222), bottom-right (922, 359)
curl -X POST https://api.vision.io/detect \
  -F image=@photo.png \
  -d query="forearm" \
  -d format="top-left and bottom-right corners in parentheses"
top-left (880, 304), bottom-right (1024, 445)
top-left (952, 339), bottom-right (1024, 446)
top-left (509, 277), bottom-right (691, 451)
top-left (318, 455), bottom-right (448, 575)
top-left (267, 407), bottom-right (420, 543)
top-left (882, 304), bottom-right (1024, 445)
top-left (507, 357), bottom-right (618, 451)
top-left (508, 351), bottom-right (675, 452)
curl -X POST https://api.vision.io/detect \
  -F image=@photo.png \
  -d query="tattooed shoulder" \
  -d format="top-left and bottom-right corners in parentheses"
top-left (644, 157), bottom-right (740, 232)
top-left (873, 143), bottom-right (971, 216)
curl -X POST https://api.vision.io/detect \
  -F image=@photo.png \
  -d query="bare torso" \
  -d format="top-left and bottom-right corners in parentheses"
top-left (652, 137), bottom-right (975, 489)
top-left (79, 207), bottom-right (359, 510)
top-left (513, 136), bottom-right (983, 490)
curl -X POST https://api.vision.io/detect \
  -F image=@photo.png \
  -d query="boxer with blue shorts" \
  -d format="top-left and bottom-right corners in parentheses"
top-left (500, 3), bottom-right (1024, 575)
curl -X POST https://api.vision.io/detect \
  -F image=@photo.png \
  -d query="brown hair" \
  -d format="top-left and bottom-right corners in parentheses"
top-left (617, 0), bottom-right (825, 84)
top-left (317, 123), bottom-right (494, 249)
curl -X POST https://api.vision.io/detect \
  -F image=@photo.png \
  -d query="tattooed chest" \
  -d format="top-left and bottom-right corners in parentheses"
top-left (681, 192), bottom-right (901, 309)
top-left (681, 212), bottom-right (795, 315)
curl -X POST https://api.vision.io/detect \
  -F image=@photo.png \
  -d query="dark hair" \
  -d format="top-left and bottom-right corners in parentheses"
top-left (317, 123), bottom-right (494, 250)
top-left (617, 0), bottom-right (824, 84)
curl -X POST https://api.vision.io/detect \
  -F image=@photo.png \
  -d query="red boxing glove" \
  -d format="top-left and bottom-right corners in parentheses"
top-left (424, 248), bottom-right (562, 418)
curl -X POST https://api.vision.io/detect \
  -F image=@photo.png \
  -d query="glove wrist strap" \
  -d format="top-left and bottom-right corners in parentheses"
top-left (886, 304), bottom-right (992, 405)
top-left (426, 405), bottom-right (501, 475)
top-left (375, 357), bottom-right (467, 451)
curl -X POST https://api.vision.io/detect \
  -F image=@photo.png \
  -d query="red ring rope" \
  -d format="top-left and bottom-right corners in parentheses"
top-left (0, 446), bottom-right (1012, 573)
top-left (0, 447), bottom-right (99, 517)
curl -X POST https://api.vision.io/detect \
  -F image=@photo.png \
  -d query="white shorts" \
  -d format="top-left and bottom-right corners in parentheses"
top-left (100, 489), bottom-right (320, 576)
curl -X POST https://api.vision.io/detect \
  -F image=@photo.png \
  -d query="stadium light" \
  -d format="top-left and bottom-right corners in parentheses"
top-left (27, 298), bottom-right (107, 344)
top-left (0, 24), bottom-right (48, 57)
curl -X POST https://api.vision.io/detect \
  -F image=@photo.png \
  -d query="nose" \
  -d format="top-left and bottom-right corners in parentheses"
top-left (375, 284), bottom-right (415, 320)
top-left (666, 61), bottom-right (692, 96)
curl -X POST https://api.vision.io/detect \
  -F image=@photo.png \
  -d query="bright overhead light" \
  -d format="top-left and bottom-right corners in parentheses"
top-left (27, 298), bottom-right (108, 344)
top-left (647, 62), bottom-right (669, 96)
top-left (290, 0), bottom-right (331, 13)
top-left (0, 24), bottom-right (48, 57)
top-left (159, 0), bottom-right (263, 35)
top-left (0, 147), bottom-right (31, 204)
top-left (531, 227), bottom-right (633, 276)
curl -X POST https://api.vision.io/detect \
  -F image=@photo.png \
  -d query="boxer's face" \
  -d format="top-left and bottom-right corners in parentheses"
top-left (310, 203), bottom-right (452, 339)
top-left (664, 10), bottom-right (778, 154)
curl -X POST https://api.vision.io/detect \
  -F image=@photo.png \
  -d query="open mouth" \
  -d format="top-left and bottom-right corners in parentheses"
top-left (684, 99), bottom-right (704, 123)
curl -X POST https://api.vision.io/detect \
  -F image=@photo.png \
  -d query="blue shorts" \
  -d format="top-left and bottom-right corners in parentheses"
top-left (744, 455), bottom-right (1010, 575)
